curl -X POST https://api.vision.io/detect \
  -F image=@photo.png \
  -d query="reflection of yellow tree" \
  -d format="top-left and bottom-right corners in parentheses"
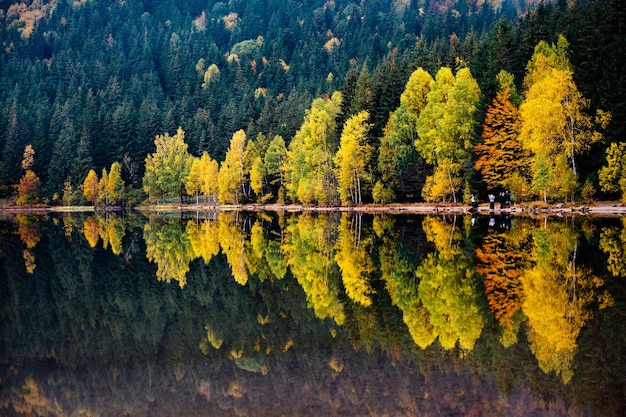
top-left (16, 214), bottom-right (40, 248)
top-left (415, 216), bottom-right (484, 350)
top-left (16, 214), bottom-right (40, 274)
top-left (218, 212), bottom-right (248, 285)
top-left (89, 214), bottom-right (125, 254)
top-left (521, 223), bottom-right (602, 383)
top-left (599, 217), bottom-right (626, 277)
top-left (107, 216), bottom-right (125, 255)
top-left (83, 215), bottom-right (100, 248)
top-left (283, 213), bottom-right (345, 325)
top-left (475, 224), bottom-right (533, 345)
top-left (376, 216), bottom-right (435, 348)
top-left (265, 237), bottom-right (287, 280)
top-left (144, 218), bottom-right (194, 287)
top-left (334, 213), bottom-right (374, 307)
top-left (9, 378), bottom-right (63, 417)
top-left (186, 219), bottom-right (220, 264)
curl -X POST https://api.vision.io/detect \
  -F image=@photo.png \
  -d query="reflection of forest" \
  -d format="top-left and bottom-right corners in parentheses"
top-left (0, 212), bottom-right (625, 416)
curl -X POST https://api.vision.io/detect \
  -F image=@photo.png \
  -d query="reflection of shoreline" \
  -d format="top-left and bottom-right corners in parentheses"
top-left (135, 202), bottom-right (626, 217)
top-left (3, 202), bottom-right (626, 216)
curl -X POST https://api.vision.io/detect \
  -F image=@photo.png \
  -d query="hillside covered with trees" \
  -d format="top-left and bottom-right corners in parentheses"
top-left (1, 0), bottom-right (625, 206)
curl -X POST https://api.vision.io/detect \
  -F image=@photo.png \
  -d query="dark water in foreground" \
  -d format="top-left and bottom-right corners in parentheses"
top-left (1, 210), bottom-right (625, 416)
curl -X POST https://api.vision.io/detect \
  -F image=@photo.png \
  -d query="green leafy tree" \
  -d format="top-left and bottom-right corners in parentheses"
top-left (264, 135), bottom-right (287, 202)
top-left (107, 161), bottom-right (125, 206)
top-left (599, 142), bottom-right (626, 203)
top-left (416, 67), bottom-right (481, 203)
top-left (97, 168), bottom-right (109, 206)
top-left (249, 156), bottom-right (266, 200)
top-left (333, 111), bottom-right (372, 205)
top-left (284, 92), bottom-right (342, 204)
top-left (376, 68), bottom-right (432, 203)
top-left (143, 127), bottom-right (193, 203)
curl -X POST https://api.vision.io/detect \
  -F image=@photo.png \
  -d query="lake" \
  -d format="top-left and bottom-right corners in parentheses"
top-left (1, 210), bottom-right (625, 416)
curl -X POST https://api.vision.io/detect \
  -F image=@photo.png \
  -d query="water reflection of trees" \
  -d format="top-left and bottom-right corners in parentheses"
top-left (1, 212), bottom-right (625, 417)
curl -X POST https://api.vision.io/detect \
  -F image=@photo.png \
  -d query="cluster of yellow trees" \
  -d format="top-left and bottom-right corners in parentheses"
top-left (137, 35), bottom-right (614, 207)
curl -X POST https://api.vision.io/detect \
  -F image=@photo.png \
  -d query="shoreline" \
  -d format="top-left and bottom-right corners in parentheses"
top-left (3, 202), bottom-right (625, 217)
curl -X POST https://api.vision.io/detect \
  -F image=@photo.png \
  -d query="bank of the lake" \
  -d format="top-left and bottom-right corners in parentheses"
top-left (2, 201), bottom-right (626, 216)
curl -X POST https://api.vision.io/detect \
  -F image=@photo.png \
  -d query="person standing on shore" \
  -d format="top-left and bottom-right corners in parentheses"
top-left (488, 193), bottom-right (495, 211)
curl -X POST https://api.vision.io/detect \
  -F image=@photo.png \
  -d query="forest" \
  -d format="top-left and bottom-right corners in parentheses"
top-left (1, 0), bottom-right (625, 206)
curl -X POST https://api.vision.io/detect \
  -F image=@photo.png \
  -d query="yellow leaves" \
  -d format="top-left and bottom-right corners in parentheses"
top-left (16, 170), bottom-right (40, 206)
top-left (218, 130), bottom-right (246, 204)
top-left (324, 36), bottom-right (341, 53)
top-left (82, 169), bottom-right (99, 204)
top-left (222, 12), bottom-right (239, 31)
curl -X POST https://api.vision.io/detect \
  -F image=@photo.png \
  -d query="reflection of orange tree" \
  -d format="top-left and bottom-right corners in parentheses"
top-left (521, 222), bottom-right (605, 383)
top-left (415, 216), bottom-right (484, 351)
top-left (83, 215), bottom-right (100, 248)
top-left (144, 218), bottom-right (193, 288)
top-left (283, 213), bottom-right (345, 325)
top-left (475, 223), bottom-right (533, 346)
top-left (16, 214), bottom-right (40, 274)
top-left (334, 213), bottom-right (375, 307)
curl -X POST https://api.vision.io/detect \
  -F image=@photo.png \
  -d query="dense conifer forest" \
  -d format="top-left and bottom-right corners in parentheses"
top-left (1, 0), bottom-right (625, 206)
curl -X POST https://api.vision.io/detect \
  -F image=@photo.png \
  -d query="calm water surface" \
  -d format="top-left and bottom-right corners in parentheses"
top-left (1, 210), bottom-right (625, 416)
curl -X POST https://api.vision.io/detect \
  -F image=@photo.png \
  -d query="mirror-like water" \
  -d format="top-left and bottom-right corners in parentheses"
top-left (1, 210), bottom-right (625, 416)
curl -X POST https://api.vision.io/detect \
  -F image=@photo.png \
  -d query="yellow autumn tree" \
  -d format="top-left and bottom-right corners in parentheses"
top-left (15, 145), bottom-right (40, 206)
top-left (333, 111), bottom-right (372, 205)
top-left (83, 169), bottom-right (99, 204)
top-left (218, 130), bottom-right (246, 204)
top-left (519, 35), bottom-right (610, 201)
